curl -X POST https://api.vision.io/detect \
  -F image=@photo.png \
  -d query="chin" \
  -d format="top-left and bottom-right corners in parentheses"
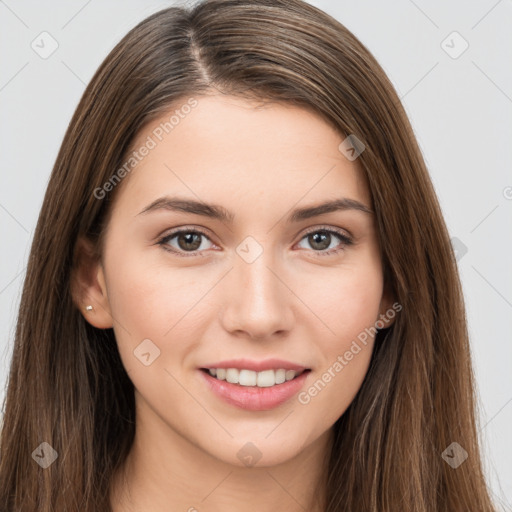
top-left (208, 433), bottom-right (313, 469)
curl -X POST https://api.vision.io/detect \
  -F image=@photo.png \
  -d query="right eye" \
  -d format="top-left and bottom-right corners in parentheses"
top-left (157, 228), bottom-right (215, 257)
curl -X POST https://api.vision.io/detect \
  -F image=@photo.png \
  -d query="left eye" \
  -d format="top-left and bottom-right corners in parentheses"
top-left (296, 229), bottom-right (352, 255)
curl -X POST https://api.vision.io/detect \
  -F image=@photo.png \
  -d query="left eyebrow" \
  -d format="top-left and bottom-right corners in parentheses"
top-left (287, 197), bottom-right (373, 222)
top-left (137, 196), bottom-right (373, 222)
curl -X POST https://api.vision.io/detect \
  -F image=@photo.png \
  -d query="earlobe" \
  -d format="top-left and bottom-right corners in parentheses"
top-left (70, 236), bottom-right (113, 329)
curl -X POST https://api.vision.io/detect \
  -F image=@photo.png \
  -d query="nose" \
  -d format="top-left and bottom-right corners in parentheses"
top-left (220, 249), bottom-right (295, 340)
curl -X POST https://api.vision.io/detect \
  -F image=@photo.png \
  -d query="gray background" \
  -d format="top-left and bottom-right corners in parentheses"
top-left (0, 0), bottom-right (511, 508)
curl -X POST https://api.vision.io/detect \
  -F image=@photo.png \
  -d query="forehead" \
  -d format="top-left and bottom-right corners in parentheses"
top-left (114, 94), bottom-right (371, 216)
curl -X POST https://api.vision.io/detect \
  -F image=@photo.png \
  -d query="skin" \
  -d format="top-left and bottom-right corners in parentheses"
top-left (73, 94), bottom-right (395, 511)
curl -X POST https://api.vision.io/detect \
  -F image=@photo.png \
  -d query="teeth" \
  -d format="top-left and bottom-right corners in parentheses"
top-left (226, 368), bottom-right (239, 384)
top-left (239, 369), bottom-right (257, 386)
top-left (285, 370), bottom-right (296, 381)
top-left (257, 369), bottom-right (275, 387)
top-left (207, 367), bottom-right (302, 387)
top-left (275, 369), bottom-right (286, 384)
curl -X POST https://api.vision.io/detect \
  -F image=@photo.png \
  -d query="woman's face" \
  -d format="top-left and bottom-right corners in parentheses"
top-left (84, 94), bottom-right (393, 467)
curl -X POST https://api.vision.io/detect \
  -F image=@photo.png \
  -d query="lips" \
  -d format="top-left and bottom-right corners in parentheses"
top-left (199, 358), bottom-right (309, 387)
top-left (198, 358), bottom-right (311, 411)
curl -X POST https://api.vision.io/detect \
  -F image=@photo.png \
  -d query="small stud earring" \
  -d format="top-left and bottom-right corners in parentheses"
top-left (85, 305), bottom-right (94, 312)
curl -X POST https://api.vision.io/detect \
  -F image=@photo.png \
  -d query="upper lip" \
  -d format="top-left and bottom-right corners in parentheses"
top-left (200, 358), bottom-right (309, 372)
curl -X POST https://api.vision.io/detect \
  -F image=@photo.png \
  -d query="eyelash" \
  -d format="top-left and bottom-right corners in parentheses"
top-left (156, 225), bottom-right (353, 258)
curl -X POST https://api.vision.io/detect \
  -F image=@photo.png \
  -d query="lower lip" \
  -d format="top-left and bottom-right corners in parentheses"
top-left (199, 370), bottom-right (310, 411)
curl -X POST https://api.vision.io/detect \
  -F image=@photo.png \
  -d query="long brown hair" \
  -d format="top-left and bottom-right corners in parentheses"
top-left (0, 1), bottom-right (497, 510)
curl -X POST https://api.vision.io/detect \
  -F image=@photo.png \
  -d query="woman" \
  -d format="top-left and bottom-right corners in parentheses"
top-left (0, 0), bottom-right (497, 510)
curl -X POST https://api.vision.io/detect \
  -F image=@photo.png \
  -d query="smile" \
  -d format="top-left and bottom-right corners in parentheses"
top-left (202, 367), bottom-right (307, 387)
top-left (199, 367), bottom-right (311, 411)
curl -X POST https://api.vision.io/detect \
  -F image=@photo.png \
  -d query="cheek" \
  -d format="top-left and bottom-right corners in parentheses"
top-left (103, 244), bottom-right (224, 380)
top-left (297, 257), bottom-right (383, 419)
top-left (306, 255), bottom-right (384, 345)
top-left (105, 247), bottom-right (204, 336)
